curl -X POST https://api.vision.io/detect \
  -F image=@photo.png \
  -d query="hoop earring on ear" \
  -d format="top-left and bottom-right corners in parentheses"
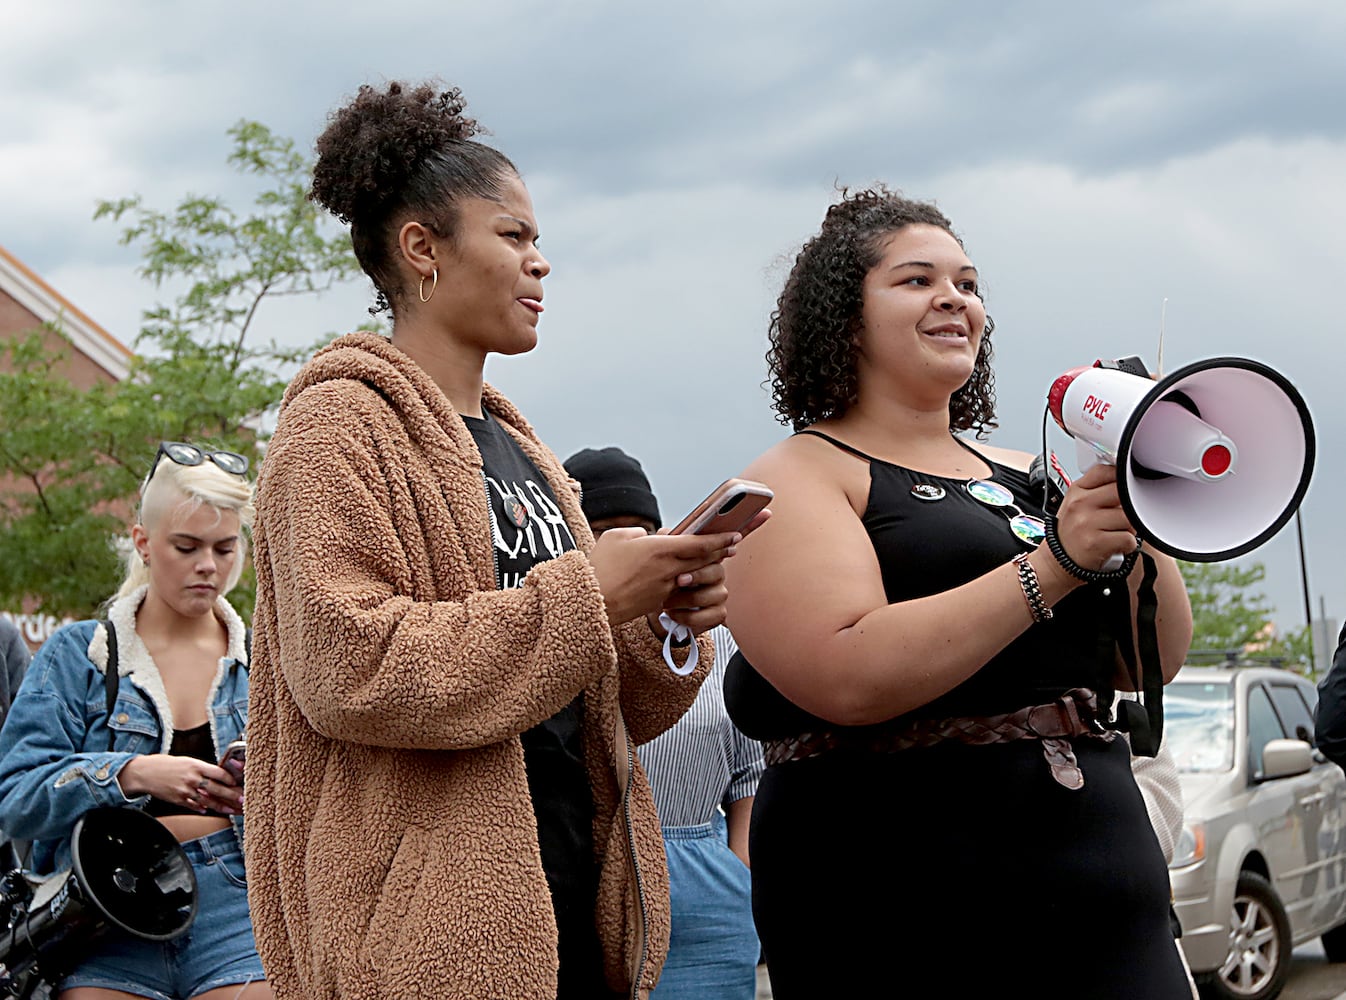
top-left (419, 267), bottom-right (438, 304)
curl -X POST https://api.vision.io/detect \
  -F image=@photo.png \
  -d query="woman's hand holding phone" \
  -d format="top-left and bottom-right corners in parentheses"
top-left (590, 478), bottom-right (772, 632)
top-left (590, 528), bottom-right (739, 628)
top-left (586, 481), bottom-right (769, 637)
top-left (117, 753), bottom-right (243, 815)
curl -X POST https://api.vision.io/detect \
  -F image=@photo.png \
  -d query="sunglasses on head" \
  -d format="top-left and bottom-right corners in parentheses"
top-left (148, 442), bottom-right (250, 482)
top-left (965, 478), bottom-right (1045, 547)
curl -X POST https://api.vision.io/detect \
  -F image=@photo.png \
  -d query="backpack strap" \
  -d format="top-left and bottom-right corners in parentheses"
top-left (103, 620), bottom-right (121, 753)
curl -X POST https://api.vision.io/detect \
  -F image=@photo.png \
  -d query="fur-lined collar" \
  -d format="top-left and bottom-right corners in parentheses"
top-left (85, 586), bottom-right (248, 746)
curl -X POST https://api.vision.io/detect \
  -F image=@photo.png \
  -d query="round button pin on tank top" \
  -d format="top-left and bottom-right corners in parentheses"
top-left (910, 484), bottom-right (946, 501)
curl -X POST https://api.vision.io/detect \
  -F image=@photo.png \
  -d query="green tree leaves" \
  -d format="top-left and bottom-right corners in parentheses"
top-left (1180, 561), bottom-right (1311, 670)
top-left (1, 121), bottom-right (359, 621)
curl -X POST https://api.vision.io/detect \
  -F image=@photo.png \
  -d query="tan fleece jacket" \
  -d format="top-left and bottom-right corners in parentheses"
top-left (246, 333), bottom-right (710, 1000)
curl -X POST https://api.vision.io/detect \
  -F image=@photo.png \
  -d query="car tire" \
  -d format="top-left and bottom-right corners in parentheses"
top-left (1196, 871), bottom-right (1292, 1000)
top-left (1321, 920), bottom-right (1346, 962)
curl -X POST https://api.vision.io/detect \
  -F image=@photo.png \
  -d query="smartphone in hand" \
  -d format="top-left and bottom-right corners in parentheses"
top-left (672, 479), bottom-right (773, 536)
top-left (220, 739), bottom-right (246, 786)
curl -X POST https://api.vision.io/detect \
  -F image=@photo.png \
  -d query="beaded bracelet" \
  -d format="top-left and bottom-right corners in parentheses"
top-left (1012, 553), bottom-right (1054, 623)
top-left (1043, 513), bottom-right (1140, 583)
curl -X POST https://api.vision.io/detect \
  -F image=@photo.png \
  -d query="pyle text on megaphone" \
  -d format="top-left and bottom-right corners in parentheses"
top-left (1049, 362), bottom-right (1239, 484)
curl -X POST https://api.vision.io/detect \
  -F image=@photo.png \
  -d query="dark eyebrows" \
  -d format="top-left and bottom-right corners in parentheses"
top-left (888, 260), bottom-right (978, 275)
top-left (499, 214), bottom-right (539, 242)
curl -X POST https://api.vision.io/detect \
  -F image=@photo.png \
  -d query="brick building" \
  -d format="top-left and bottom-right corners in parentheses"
top-left (0, 244), bottom-right (132, 650)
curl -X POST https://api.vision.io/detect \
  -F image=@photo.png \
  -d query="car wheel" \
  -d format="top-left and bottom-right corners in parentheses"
top-left (1322, 920), bottom-right (1346, 962)
top-left (1196, 871), bottom-right (1292, 1000)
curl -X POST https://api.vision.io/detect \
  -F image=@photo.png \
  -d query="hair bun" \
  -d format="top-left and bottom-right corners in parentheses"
top-left (311, 81), bottom-right (486, 224)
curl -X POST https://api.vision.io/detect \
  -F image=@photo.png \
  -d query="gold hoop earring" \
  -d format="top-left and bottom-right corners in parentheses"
top-left (419, 268), bottom-right (438, 303)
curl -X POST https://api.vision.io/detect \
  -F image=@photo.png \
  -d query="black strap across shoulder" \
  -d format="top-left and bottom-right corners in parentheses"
top-left (799, 429), bottom-right (995, 472)
top-left (796, 429), bottom-right (877, 463)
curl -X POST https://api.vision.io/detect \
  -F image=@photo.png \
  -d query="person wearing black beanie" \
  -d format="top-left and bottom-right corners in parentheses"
top-left (564, 447), bottom-right (663, 533)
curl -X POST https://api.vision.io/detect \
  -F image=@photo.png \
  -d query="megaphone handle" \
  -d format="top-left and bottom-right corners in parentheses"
top-left (1071, 440), bottom-right (1121, 569)
top-left (1044, 515), bottom-right (1139, 583)
top-left (1075, 438), bottom-right (1112, 473)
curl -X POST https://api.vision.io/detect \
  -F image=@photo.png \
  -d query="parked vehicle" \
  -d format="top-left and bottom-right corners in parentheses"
top-left (1168, 666), bottom-right (1346, 1000)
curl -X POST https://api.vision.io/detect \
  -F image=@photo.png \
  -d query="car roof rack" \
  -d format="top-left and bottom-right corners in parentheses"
top-left (1184, 649), bottom-right (1295, 670)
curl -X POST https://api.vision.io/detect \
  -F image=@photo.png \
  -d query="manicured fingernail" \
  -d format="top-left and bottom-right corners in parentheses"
top-left (726, 545), bottom-right (737, 557)
top-left (732, 533), bottom-right (744, 545)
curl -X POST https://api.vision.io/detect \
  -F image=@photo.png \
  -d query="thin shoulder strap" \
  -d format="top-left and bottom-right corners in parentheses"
top-left (796, 429), bottom-right (877, 463)
top-left (103, 621), bottom-right (121, 753)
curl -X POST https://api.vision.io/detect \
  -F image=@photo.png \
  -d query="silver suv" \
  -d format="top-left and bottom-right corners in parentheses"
top-left (1168, 666), bottom-right (1346, 999)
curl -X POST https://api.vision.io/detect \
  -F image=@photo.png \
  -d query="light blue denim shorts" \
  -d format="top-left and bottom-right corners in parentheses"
top-left (58, 827), bottom-right (266, 1000)
top-left (652, 819), bottom-right (759, 1000)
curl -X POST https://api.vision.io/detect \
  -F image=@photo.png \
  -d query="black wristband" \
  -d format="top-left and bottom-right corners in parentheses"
top-left (1044, 514), bottom-right (1140, 583)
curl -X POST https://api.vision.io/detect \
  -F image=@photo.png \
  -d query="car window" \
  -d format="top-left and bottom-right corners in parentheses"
top-left (1248, 685), bottom-right (1288, 779)
top-left (1267, 684), bottom-right (1315, 744)
top-left (1167, 681), bottom-right (1235, 772)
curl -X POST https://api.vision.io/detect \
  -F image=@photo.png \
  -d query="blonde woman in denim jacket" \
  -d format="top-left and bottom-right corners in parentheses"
top-left (0, 444), bottom-right (272, 1000)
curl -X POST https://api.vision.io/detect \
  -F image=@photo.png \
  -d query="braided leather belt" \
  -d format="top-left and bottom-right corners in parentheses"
top-left (761, 687), bottom-right (1113, 790)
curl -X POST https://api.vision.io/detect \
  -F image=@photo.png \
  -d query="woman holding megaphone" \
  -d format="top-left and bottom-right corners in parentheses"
top-left (0, 444), bottom-right (271, 999)
top-left (724, 188), bottom-right (1194, 998)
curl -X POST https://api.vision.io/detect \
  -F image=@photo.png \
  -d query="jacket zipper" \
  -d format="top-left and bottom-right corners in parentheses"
top-left (481, 473), bottom-right (502, 587)
top-left (622, 727), bottom-right (650, 1000)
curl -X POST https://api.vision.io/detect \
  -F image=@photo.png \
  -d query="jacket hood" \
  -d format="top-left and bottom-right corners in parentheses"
top-left (282, 333), bottom-right (539, 474)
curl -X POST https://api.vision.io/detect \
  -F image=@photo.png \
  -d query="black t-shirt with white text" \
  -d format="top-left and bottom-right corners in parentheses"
top-left (462, 410), bottom-right (609, 997)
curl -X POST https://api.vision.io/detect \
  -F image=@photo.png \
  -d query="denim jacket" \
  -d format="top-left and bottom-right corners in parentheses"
top-left (0, 586), bottom-right (250, 875)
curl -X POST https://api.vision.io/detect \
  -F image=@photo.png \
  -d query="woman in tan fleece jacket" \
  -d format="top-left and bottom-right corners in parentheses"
top-left (245, 82), bottom-right (757, 1000)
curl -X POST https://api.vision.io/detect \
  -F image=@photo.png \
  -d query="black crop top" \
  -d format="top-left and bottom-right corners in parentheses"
top-left (725, 432), bottom-right (1120, 740)
top-left (146, 722), bottom-right (225, 818)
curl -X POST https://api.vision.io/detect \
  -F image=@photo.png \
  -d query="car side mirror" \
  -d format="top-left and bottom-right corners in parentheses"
top-left (1259, 738), bottom-right (1314, 780)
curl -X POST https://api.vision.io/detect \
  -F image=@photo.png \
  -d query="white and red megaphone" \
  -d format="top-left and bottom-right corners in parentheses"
top-left (1047, 356), bottom-right (1314, 563)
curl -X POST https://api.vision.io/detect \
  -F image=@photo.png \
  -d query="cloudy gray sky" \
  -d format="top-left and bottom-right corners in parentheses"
top-left (4, 1), bottom-right (1341, 653)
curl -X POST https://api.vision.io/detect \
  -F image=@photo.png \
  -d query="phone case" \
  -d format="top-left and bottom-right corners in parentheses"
top-left (221, 739), bottom-right (246, 784)
top-left (672, 479), bottom-right (773, 536)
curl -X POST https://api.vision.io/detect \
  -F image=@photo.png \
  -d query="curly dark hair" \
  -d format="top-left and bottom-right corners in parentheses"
top-left (767, 186), bottom-right (997, 436)
top-left (310, 81), bottom-right (518, 315)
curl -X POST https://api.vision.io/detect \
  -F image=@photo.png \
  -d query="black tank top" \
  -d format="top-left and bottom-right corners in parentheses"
top-left (725, 431), bottom-right (1117, 740)
top-left (146, 722), bottom-right (224, 818)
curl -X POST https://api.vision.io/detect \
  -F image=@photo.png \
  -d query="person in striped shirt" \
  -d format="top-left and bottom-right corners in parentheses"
top-left (565, 447), bottom-right (764, 1000)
